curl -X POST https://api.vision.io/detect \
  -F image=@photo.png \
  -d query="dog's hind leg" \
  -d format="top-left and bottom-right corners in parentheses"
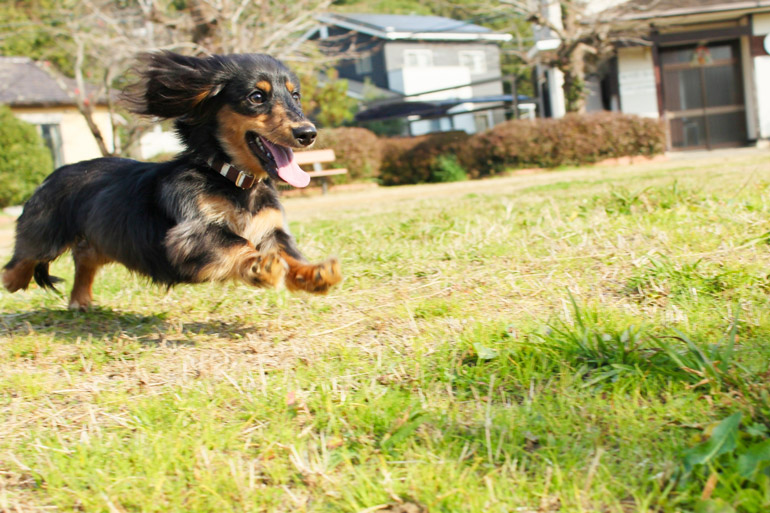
top-left (2, 258), bottom-right (37, 292)
top-left (4, 197), bottom-right (72, 293)
top-left (69, 242), bottom-right (112, 311)
top-left (4, 259), bottom-right (67, 293)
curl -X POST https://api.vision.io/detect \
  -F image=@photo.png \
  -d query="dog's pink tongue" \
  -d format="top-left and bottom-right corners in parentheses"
top-left (261, 138), bottom-right (310, 188)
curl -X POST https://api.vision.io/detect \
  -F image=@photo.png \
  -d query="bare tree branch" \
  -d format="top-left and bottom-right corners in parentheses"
top-left (490, 0), bottom-right (659, 113)
top-left (31, 0), bottom-right (356, 156)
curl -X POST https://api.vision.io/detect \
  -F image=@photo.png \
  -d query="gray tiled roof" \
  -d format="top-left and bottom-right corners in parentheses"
top-left (623, 0), bottom-right (770, 18)
top-left (330, 13), bottom-right (492, 34)
top-left (0, 56), bottom-right (105, 107)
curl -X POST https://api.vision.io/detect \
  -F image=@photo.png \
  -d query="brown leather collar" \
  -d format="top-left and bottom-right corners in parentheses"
top-left (205, 156), bottom-right (258, 189)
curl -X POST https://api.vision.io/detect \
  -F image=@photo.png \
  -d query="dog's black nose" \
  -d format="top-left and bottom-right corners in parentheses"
top-left (292, 125), bottom-right (317, 147)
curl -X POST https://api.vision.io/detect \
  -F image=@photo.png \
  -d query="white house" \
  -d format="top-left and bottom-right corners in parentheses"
top-left (0, 57), bottom-right (115, 167)
top-left (315, 13), bottom-right (516, 135)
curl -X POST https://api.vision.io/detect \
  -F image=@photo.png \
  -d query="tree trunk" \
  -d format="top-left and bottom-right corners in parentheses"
top-left (560, 42), bottom-right (588, 114)
top-left (73, 37), bottom-right (113, 157)
top-left (40, 49), bottom-right (113, 157)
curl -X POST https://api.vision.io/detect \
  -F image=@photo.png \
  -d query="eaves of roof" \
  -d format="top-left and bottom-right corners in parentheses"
top-left (622, 0), bottom-right (770, 21)
top-left (317, 14), bottom-right (512, 42)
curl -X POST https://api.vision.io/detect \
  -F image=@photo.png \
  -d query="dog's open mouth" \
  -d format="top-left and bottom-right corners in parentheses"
top-left (246, 132), bottom-right (310, 188)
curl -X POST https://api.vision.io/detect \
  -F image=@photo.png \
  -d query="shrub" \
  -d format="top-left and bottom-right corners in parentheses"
top-left (379, 136), bottom-right (424, 186)
top-left (0, 105), bottom-right (53, 207)
top-left (430, 154), bottom-right (467, 183)
top-left (460, 112), bottom-right (666, 177)
top-left (314, 127), bottom-right (381, 183)
top-left (379, 131), bottom-right (471, 185)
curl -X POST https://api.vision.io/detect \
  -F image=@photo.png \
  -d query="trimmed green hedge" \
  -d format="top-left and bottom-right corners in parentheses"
top-left (315, 127), bottom-right (381, 183)
top-left (376, 113), bottom-right (666, 186)
top-left (380, 131), bottom-right (471, 186)
top-left (459, 112), bottom-right (666, 177)
top-left (294, 113), bottom-right (666, 187)
top-left (0, 105), bottom-right (53, 207)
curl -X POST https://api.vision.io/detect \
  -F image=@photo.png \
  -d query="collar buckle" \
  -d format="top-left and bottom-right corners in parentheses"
top-left (235, 169), bottom-right (253, 188)
top-left (206, 156), bottom-right (256, 189)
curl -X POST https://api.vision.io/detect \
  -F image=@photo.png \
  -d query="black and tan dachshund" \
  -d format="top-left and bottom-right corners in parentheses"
top-left (2, 51), bottom-right (341, 310)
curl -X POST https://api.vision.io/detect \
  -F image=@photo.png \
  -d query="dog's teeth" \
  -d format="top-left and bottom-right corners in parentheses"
top-left (252, 137), bottom-right (274, 161)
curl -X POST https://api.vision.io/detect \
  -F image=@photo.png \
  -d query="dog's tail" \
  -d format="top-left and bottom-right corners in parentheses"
top-left (33, 262), bottom-right (63, 293)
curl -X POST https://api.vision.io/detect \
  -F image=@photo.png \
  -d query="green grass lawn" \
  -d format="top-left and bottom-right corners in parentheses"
top-left (2, 151), bottom-right (770, 512)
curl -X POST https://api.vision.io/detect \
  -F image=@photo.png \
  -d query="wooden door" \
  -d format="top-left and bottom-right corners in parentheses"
top-left (661, 41), bottom-right (747, 149)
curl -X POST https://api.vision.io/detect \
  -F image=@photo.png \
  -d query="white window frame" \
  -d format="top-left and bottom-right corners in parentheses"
top-left (355, 55), bottom-right (373, 75)
top-left (459, 50), bottom-right (487, 74)
top-left (403, 49), bottom-right (434, 68)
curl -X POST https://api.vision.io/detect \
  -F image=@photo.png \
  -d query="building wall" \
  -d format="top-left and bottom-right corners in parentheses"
top-left (139, 125), bottom-right (185, 160)
top-left (387, 66), bottom-right (476, 135)
top-left (326, 26), bottom-right (509, 134)
top-left (546, 68), bottom-right (566, 118)
top-left (383, 41), bottom-right (506, 134)
top-left (753, 13), bottom-right (770, 139)
top-left (383, 41), bottom-right (504, 96)
top-left (13, 106), bottom-right (114, 165)
top-left (741, 34), bottom-right (759, 141)
top-left (616, 46), bottom-right (659, 118)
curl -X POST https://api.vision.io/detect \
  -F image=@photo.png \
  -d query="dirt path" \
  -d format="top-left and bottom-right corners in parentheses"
top-left (283, 165), bottom-right (624, 220)
top-left (0, 147), bottom-right (763, 255)
top-left (0, 167), bottom-right (603, 254)
top-left (281, 147), bottom-right (768, 220)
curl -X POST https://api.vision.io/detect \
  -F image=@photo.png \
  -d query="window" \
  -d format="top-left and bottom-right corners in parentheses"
top-left (38, 124), bottom-right (64, 168)
top-left (459, 50), bottom-right (487, 74)
top-left (355, 55), bottom-right (373, 75)
top-left (403, 49), bottom-right (433, 68)
top-left (474, 112), bottom-right (491, 132)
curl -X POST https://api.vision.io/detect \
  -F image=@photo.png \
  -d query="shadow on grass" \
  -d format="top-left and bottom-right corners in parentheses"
top-left (0, 307), bottom-right (256, 344)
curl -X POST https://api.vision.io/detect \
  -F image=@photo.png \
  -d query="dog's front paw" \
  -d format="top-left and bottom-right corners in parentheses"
top-left (243, 251), bottom-right (286, 288)
top-left (286, 258), bottom-right (342, 294)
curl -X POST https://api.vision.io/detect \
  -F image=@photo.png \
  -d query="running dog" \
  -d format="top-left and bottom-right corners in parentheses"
top-left (3, 51), bottom-right (341, 310)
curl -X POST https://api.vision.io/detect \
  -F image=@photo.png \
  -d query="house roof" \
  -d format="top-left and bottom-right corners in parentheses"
top-left (317, 13), bottom-right (513, 42)
top-left (621, 0), bottom-right (770, 20)
top-left (355, 94), bottom-right (534, 122)
top-left (0, 56), bottom-right (107, 108)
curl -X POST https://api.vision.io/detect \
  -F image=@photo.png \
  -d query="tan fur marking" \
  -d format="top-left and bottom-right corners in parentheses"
top-left (261, 103), bottom-right (296, 142)
top-left (196, 245), bottom-right (286, 288)
top-left (69, 247), bottom-right (112, 311)
top-left (197, 195), bottom-right (284, 247)
top-left (242, 208), bottom-right (284, 247)
top-left (216, 107), bottom-right (269, 177)
top-left (216, 106), bottom-right (297, 177)
top-left (285, 81), bottom-right (295, 93)
top-left (193, 89), bottom-right (211, 105)
top-left (2, 260), bottom-right (36, 292)
top-left (197, 195), bottom-right (241, 228)
top-left (281, 251), bottom-right (342, 294)
top-left (197, 244), bottom-right (256, 282)
top-left (256, 80), bottom-right (272, 93)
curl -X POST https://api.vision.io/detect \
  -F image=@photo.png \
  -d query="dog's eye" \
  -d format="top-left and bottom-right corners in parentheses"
top-left (292, 92), bottom-right (301, 102)
top-left (248, 91), bottom-right (266, 105)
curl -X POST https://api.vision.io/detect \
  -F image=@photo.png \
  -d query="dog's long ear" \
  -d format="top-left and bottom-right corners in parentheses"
top-left (123, 51), bottom-right (229, 121)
